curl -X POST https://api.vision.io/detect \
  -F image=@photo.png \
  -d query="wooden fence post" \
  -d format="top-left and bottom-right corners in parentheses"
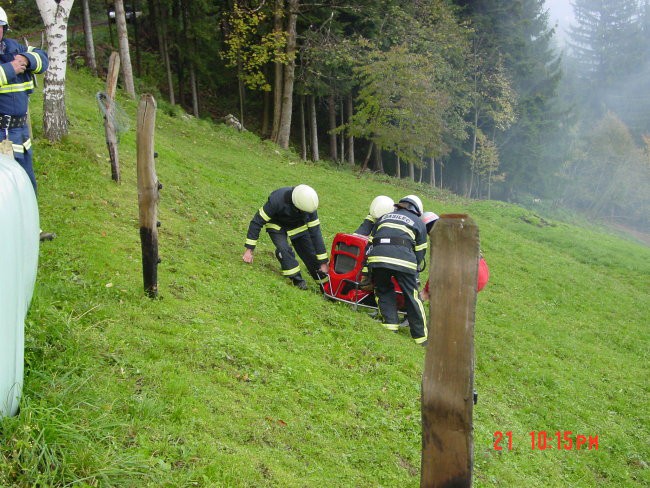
top-left (136, 94), bottom-right (160, 298)
top-left (104, 52), bottom-right (121, 182)
top-left (421, 214), bottom-right (479, 488)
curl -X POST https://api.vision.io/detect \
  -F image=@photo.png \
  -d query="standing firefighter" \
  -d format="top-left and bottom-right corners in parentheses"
top-left (367, 195), bottom-right (428, 345)
top-left (0, 7), bottom-right (50, 239)
top-left (243, 185), bottom-right (329, 289)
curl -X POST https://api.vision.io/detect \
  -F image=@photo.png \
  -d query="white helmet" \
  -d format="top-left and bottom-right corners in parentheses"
top-left (421, 211), bottom-right (439, 231)
top-left (0, 8), bottom-right (8, 29)
top-left (292, 184), bottom-right (319, 213)
top-left (399, 194), bottom-right (423, 216)
top-left (369, 195), bottom-right (394, 220)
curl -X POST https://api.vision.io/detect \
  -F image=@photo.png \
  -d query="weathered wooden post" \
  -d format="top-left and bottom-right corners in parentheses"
top-left (136, 94), bottom-right (160, 298)
top-left (421, 214), bottom-right (479, 488)
top-left (103, 52), bottom-right (121, 182)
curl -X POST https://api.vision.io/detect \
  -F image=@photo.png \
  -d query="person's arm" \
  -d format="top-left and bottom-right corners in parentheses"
top-left (414, 224), bottom-right (428, 269)
top-left (19, 46), bottom-right (49, 74)
top-left (307, 211), bottom-right (328, 271)
top-left (353, 216), bottom-right (375, 236)
top-left (242, 200), bottom-right (275, 263)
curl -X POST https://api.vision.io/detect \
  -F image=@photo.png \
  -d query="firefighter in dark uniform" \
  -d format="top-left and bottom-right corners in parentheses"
top-left (0, 7), bottom-right (50, 239)
top-left (243, 185), bottom-right (329, 289)
top-left (0, 7), bottom-right (48, 192)
top-left (353, 195), bottom-right (394, 237)
top-left (367, 195), bottom-right (428, 345)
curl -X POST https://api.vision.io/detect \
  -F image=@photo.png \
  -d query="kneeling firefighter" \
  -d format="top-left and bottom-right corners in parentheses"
top-left (242, 185), bottom-right (329, 289)
top-left (367, 195), bottom-right (428, 345)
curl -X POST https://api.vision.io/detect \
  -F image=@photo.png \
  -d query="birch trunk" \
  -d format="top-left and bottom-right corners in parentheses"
top-left (37, 0), bottom-right (74, 142)
top-left (114, 0), bottom-right (136, 98)
top-left (299, 94), bottom-right (306, 161)
top-left (346, 94), bottom-right (354, 166)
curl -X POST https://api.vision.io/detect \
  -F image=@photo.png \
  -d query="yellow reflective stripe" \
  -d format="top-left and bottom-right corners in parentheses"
top-left (377, 222), bottom-right (415, 240)
top-left (413, 289), bottom-right (427, 338)
top-left (25, 51), bottom-right (42, 73)
top-left (0, 66), bottom-right (7, 85)
top-left (414, 336), bottom-right (427, 344)
top-left (23, 139), bottom-right (31, 150)
top-left (362, 266), bottom-right (368, 273)
top-left (245, 238), bottom-right (257, 246)
top-left (307, 219), bottom-right (320, 228)
top-left (12, 144), bottom-right (24, 153)
top-left (316, 275), bottom-right (329, 284)
top-left (258, 207), bottom-right (271, 222)
top-left (368, 256), bottom-right (417, 270)
top-left (382, 323), bottom-right (399, 331)
top-left (0, 80), bottom-right (34, 93)
top-left (266, 223), bottom-right (281, 231)
top-left (414, 242), bottom-right (428, 251)
top-left (316, 253), bottom-right (328, 261)
top-left (366, 215), bottom-right (376, 222)
top-left (287, 225), bottom-right (308, 237)
top-left (282, 266), bottom-right (301, 276)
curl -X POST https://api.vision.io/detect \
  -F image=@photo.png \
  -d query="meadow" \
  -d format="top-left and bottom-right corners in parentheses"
top-left (0, 68), bottom-right (648, 487)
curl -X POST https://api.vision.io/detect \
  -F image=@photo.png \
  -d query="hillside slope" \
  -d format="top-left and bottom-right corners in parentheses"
top-left (1, 68), bottom-right (648, 487)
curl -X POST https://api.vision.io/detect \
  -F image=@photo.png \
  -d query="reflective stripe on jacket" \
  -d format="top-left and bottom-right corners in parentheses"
top-left (367, 208), bottom-right (427, 274)
top-left (245, 187), bottom-right (328, 262)
top-left (0, 39), bottom-right (48, 116)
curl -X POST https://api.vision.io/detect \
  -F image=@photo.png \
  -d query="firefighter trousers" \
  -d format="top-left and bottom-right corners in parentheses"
top-left (372, 267), bottom-right (427, 343)
top-left (267, 229), bottom-right (322, 281)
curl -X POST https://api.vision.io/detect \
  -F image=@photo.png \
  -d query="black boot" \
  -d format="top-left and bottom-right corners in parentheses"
top-left (291, 276), bottom-right (308, 290)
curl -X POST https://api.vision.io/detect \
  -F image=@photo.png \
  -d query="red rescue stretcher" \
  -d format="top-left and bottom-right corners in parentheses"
top-left (321, 233), bottom-right (405, 312)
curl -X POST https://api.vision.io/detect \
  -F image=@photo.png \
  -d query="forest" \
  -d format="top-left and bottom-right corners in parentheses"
top-left (16, 0), bottom-right (650, 232)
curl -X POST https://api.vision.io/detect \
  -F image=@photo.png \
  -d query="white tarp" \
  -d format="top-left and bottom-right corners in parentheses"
top-left (0, 153), bottom-right (39, 417)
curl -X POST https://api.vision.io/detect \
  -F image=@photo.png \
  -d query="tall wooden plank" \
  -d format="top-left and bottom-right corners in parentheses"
top-left (421, 214), bottom-right (479, 488)
top-left (136, 94), bottom-right (159, 297)
top-left (104, 52), bottom-right (121, 182)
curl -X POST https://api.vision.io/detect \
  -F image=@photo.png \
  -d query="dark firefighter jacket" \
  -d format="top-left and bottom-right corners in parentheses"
top-left (0, 39), bottom-right (48, 116)
top-left (245, 187), bottom-right (328, 263)
top-left (353, 215), bottom-right (376, 236)
top-left (367, 207), bottom-right (427, 274)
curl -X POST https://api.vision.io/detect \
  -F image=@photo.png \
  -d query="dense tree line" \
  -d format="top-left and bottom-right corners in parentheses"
top-left (11, 0), bottom-right (650, 231)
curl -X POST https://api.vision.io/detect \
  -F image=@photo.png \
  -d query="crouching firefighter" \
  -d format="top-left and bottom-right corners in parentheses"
top-left (242, 185), bottom-right (329, 290)
top-left (367, 195), bottom-right (428, 345)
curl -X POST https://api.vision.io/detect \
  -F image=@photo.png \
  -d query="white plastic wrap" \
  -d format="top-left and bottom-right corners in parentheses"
top-left (0, 153), bottom-right (39, 418)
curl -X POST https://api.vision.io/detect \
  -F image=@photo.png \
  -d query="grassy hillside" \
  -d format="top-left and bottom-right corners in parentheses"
top-left (1, 68), bottom-right (648, 487)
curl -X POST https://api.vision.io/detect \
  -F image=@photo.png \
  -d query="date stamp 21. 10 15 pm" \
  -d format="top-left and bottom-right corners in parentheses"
top-left (493, 431), bottom-right (599, 451)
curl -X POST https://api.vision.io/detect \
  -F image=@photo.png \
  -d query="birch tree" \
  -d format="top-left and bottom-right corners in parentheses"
top-left (114, 0), bottom-right (136, 98)
top-left (36, 0), bottom-right (74, 142)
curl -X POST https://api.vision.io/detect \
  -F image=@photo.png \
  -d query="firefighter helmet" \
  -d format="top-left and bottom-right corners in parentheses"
top-left (0, 7), bottom-right (8, 28)
top-left (421, 211), bottom-right (439, 232)
top-left (292, 184), bottom-right (319, 213)
top-left (369, 195), bottom-right (394, 220)
top-left (398, 195), bottom-right (423, 216)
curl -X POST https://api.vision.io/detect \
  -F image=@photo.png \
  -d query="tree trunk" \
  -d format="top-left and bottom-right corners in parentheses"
top-left (276, 0), bottom-right (298, 149)
top-left (190, 64), bottom-right (199, 118)
top-left (328, 93), bottom-right (337, 162)
top-left (115, 0), bottom-right (136, 98)
top-left (82, 0), bottom-right (97, 75)
top-left (346, 94), bottom-right (355, 166)
top-left (153, 0), bottom-right (175, 105)
top-left (262, 65), bottom-right (270, 137)
top-left (309, 95), bottom-right (319, 161)
top-left (429, 157), bottom-right (435, 187)
top-left (131, 0), bottom-right (141, 76)
top-left (374, 144), bottom-right (383, 173)
top-left (339, 98), bottom-right (344, 163)
top-left (270, 0), bottom-right (284, 142)
top-left (299, 94), bottom-right (307, 160)
top-left (396, 154), bottom-right (401, 179)
top-left (409, 162), bottom-right (415, 181)
top-left (361, 141), bottom-right (373, 173)
top-left (419, 161), bottom-right (423, 183)
top-left (37, 0), bottom-right (74, 142)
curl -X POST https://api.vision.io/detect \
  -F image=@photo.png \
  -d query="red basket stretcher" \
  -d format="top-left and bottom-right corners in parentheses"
top-left (321, 233), bottom-right (405, 312)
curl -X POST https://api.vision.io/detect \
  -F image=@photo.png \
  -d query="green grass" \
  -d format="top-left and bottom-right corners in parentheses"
top-left (1, 68), bottom-right (649, 487)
